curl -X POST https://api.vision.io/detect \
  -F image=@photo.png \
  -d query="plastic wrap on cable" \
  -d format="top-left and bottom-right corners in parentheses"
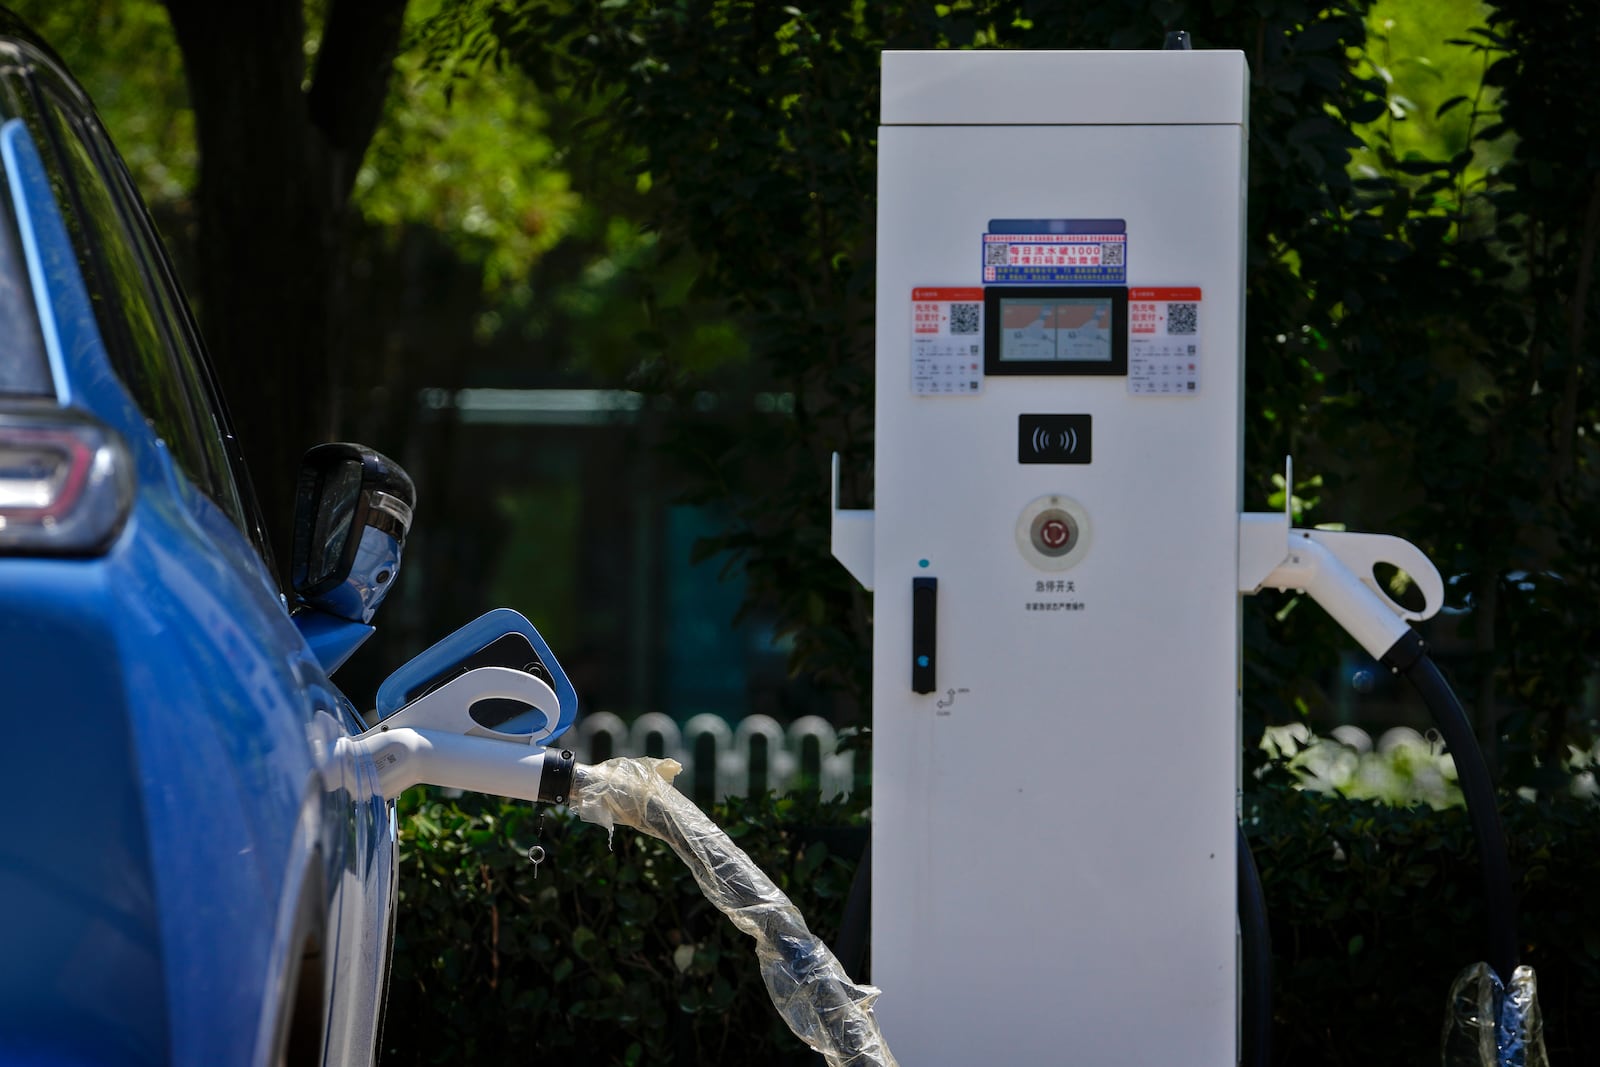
top-left (572, 757), bottom-right (898, 1067)
top-left (1442, 962), bottom-right (1549, 1067)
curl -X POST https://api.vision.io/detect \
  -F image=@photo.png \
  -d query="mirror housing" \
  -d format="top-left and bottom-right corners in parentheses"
top-left (291, 443), bottom-right (415, 624)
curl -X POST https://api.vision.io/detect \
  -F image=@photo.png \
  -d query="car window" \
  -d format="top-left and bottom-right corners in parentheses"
top-left (0, 147), bottom-right (49, 397)
top-left (30, 75), bottom-right (255, 541)
top-left (0, 71), bottom-right (50, 398)
top-left (71, 113), bottom-right (279, 571)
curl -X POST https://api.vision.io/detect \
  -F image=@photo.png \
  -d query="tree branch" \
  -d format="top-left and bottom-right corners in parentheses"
top-left (306, 0), bottom-right (409, 200)
top-left (162, 0), bottom-right (307, 150)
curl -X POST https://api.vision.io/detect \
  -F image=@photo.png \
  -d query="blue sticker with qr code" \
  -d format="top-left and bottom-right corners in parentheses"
top-left (982, 218), bottom-right (1127, 285)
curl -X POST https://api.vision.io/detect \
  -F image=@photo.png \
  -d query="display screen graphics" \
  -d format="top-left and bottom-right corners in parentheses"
top-left (983, 286), bottom-right (1128, 376)
top-left (998, 297), bottom-right (1115, 363)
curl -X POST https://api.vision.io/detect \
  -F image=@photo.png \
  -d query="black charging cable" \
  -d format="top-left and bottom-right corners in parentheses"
top-left (1382, 630), bottom-right (1519, 981)
top-left (1238, 823), bottom-right (1273, 1067)
top-left (1238, 626), bottom-right (1518, 1067)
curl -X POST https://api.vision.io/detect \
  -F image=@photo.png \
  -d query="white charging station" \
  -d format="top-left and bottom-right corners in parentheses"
top-left (322, 45), bottom-right (1473, 1067)
top-left (833, 49), bottom-right (1251, 1065)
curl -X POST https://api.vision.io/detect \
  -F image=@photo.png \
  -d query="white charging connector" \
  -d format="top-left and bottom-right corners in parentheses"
top-left (338, 665), bottom-right (573, 803)
top-left (1239, 513), bottom-right (1445, 660)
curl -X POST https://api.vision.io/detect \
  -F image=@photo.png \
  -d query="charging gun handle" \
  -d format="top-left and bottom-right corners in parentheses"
top-left (338, 665), bottom-right (575, 802)
top-left (343, 728), bottom-right (574, 804)
top-left (1240, 519), bottom-right (1445, 659)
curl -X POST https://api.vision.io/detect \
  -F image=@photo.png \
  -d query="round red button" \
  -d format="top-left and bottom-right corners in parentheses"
top-left (1029, 508), bottom-right (1078, 556)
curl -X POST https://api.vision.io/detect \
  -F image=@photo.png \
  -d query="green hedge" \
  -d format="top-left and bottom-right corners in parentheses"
top-left (380, 788), bottom-right (866, 1066)
top-left (1251, 777), bottom-right (1600, 1065)
top-left (381, 781), bottom-right (1599, 1065)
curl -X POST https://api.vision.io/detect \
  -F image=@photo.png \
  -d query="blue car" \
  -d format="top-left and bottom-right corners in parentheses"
top-left (0, 18), bottom-right (408, 1067)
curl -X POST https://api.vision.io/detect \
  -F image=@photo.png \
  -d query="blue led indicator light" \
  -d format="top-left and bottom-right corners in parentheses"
top-left (918, 559), bottom-right (930, 568)
top-left (916, 655), bottom-right (930, 668)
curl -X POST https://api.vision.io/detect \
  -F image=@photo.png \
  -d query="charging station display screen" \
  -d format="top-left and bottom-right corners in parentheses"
top-left (999, 296), bottom-right (1113, 361)
top-left (984, 286), bottom-right (1128, 376)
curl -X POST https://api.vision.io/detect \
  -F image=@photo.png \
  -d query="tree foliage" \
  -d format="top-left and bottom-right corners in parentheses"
top-left (355, 10), bottom-right (583, 299)
top-left (1304, 0), bottom-right (1600, 778)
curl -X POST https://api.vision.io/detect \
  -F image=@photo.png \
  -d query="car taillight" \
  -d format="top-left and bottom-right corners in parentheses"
top-left (0, 409), bottom-right (133, 555)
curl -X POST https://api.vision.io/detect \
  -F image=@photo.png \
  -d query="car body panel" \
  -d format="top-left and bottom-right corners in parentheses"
top-left (0, 558), bottom-right (168, 1067)
top-left (0, 29), bottom-right (394, 1067)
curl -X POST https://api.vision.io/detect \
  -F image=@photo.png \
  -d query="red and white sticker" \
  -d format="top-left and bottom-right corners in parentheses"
top-left (1128, 286), bottom-right (1201, 396)
top-left (911, 287), bottom-right (984, 396)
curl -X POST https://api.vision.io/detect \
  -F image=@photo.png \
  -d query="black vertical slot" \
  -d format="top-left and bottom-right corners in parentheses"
top-left (912, 577), bottom-right (937, 694)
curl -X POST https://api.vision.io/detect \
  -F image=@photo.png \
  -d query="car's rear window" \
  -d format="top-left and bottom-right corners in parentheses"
top-left (0, 160), bottom-right (50, 397)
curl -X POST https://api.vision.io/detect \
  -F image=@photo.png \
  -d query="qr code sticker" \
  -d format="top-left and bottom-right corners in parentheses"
top-left (949, 303), bottom-right (980, 335)
top-left (1100, 242), bottom-right (1125, 267)
top-left (984, 243), bottom-right (1010, 266)
top-left (1168, 302), bottom-right (1198, 335)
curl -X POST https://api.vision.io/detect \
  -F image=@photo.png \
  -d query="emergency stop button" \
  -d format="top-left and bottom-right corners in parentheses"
top-left (1016, 494), bottom-right (1091, 571)
top-left (1032, 510), bottom-right (1079, 556)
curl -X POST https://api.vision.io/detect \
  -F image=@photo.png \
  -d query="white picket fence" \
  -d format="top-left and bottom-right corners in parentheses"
top-left (563, 712), bottom-right (859, 800)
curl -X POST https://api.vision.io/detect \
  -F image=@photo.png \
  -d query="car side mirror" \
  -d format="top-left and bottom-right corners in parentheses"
top-left (291, 442), bottom-right (415, 624)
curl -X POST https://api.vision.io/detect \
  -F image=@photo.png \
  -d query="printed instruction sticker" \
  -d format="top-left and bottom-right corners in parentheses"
top-left (982, 218), bottom-right (1127, 285)
top-left (1024, 577), bottom-right (1086, 614)
top-left (1128, 286), bottom-right (1201, 395)
top-left (911, 287), bottom-right (984, 395)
